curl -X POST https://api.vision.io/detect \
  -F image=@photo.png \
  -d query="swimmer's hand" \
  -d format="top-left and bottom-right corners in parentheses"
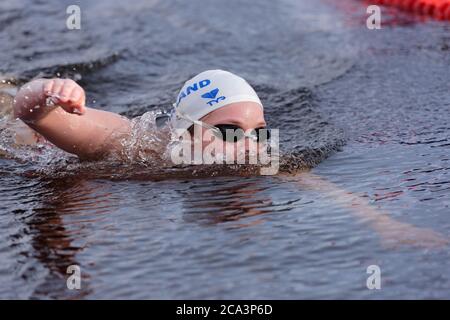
top-left (377, 221), bottom-right (449, 249)
top-left (43, 78), bottom-right (86, 115)
top-left (14, 78), bottom-right (86, 122)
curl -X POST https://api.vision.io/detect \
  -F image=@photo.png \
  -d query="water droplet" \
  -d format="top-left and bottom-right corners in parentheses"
top-left (45, 97), bottom-right (56, 106)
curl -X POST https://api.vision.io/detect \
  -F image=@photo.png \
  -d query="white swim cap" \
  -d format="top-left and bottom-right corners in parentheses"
top-left (171, 69), bottom-right (263, 133)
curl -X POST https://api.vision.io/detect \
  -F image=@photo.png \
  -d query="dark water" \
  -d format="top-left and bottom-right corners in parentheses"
top-left (0, 0), bottom-right (449, 299)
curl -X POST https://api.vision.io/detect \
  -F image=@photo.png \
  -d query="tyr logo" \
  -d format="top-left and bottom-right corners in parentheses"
top-left (201, 88), bottom-right (226, 106)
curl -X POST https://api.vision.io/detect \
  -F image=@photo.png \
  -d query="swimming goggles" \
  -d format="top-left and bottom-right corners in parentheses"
top-left (174, 109), bottom-right (271, 143)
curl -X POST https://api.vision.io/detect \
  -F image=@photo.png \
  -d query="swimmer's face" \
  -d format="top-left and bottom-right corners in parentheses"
top-left (190, 101), bottom-right (267, 161)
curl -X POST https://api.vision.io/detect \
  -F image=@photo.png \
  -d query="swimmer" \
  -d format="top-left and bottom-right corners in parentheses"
top-left (13, 70), bottom-right (268, 161)
top-left (11, 69), bottom-right (448, 248)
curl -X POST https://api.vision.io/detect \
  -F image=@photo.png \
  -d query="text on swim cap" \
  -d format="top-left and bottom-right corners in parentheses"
top-left (176, 79), bottom-right (211, 106)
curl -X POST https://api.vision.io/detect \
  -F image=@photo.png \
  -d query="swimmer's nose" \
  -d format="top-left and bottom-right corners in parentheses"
top-left (243, 136), bottom-right (258, 152)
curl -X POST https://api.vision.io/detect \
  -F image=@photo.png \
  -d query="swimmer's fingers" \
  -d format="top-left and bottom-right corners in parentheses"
top-left (43, 79), bottom-right (55, 95)
top-left (59, 85), bottom-right (86, 115)
top-left (43, 79), bottom-right (86, 115)
top-left (69, 86), bottom-right (86, 112)
top-left (47, 79), bottom-right (64, 97)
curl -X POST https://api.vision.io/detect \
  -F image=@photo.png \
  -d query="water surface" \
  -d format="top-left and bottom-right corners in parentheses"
top-left (0, 0), bottom-right (449, 299)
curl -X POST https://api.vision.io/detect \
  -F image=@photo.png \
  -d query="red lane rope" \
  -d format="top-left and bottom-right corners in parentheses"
top-left (368, 0), bottom-right (450, 20)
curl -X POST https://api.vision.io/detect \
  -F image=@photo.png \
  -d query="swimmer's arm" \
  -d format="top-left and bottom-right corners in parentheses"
top-left (282, 172), bottom-right (448, 248)
top-left (14, 78), bottom-right (131, 159)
